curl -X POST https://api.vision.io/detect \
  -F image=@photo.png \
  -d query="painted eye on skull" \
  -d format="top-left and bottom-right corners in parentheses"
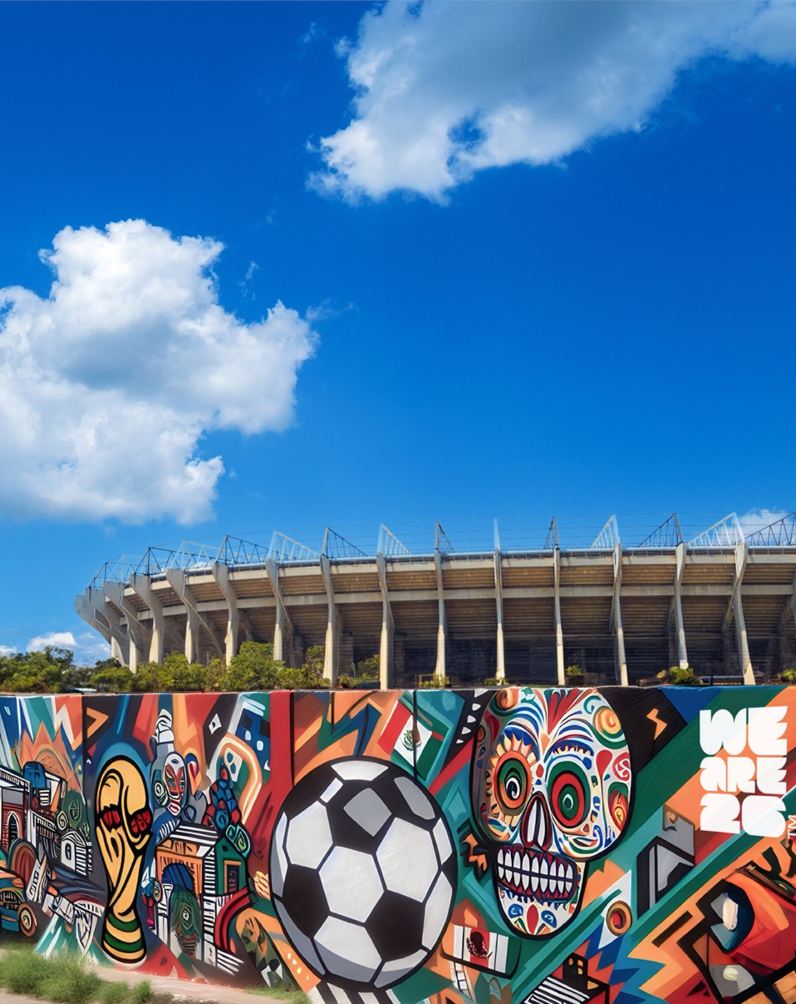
top-left (496, 755), bottom-right (530, 812)
top-left (548, 764), bottom-right (589, 829)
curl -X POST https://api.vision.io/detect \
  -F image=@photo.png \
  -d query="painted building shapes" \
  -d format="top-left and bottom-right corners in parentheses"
top-left (0, 686), bottom-right (791, 1003)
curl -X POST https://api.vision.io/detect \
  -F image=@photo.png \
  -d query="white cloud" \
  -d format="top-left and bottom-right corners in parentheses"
top-left (0, 645), bottom-right (15, 657)
top-left (0, 220), bottom-right (316, 523)
top-left (312, 0), bottom-right (796, 201)
top-left (27, 630), bottom-right (110, 664)
top-left (27, 631), bottom-right (77, 652)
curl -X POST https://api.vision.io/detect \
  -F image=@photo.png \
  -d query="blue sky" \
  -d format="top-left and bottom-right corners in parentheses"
top-left (0, 1), bottom-right (795, 660)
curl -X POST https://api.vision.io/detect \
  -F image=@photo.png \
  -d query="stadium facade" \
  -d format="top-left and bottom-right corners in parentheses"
top-left (76, 513), bottom-right (796, 688)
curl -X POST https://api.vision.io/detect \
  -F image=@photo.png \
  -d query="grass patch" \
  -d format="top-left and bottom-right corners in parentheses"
top-left (38, 959), bottom-right (101, 1004)
top-left (0, 949), bottom-right (101, 1004)
top-left (99, 984), bottom-right (131, 1004)
top-left (0, 946), bottom-right (51, 996)
top-left (0, 949), bottom-right (163, 1004)
top-left (248, 989), bottom-right (310, 1004)
top-left (97, 980), bottom-right (159, 1004)
top-left (130, 983), bottom-right (153, 1004)
top-left (0, 948), bottom-right (302, 1004)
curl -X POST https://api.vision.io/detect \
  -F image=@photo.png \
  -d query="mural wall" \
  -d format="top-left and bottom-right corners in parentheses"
top-left (0, 686), bottom-right (793, 1003)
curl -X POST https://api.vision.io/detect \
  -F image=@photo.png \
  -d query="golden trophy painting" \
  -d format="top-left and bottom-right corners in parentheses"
top-left (95, 757), bottom-right (152, 964)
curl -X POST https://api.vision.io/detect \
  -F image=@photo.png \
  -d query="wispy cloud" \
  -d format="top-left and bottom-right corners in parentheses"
top-left (299, 20), bottom-right (326, 52)
top-left (305, 300), bottom-right (357, 323)
top-left (239, 259), bottom-right (260, 300)
top-left (738, 508), bottom-right (790, 536)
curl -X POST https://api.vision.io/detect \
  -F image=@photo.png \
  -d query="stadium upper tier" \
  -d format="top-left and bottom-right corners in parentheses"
top-left (76, 513), bottom-right (796, 688)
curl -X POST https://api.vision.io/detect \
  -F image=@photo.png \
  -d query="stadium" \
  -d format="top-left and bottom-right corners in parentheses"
top-left (76, 512), bottom-right (796, 689)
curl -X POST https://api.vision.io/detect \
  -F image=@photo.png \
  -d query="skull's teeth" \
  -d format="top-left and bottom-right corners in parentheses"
top-left (495, 847), bottom-right (576, 901)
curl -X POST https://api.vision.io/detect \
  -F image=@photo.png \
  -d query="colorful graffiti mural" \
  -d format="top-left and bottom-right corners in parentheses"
top-left (0, 686), bottom-right (793, 1003)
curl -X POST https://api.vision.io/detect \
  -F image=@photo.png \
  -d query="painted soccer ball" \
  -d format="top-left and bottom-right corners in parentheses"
top-left (270, 757), bottom-right (456, 990)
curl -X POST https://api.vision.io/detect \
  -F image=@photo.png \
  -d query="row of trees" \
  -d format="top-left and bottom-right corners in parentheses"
top-left (0, 643), bottom-right (382, 695)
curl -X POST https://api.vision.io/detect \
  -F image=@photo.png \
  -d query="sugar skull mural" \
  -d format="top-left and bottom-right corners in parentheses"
top-left (471, 687), bottom-right (632, 937)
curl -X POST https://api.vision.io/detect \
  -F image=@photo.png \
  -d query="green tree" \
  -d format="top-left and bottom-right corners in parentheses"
top-left (132, 653), bottom-right (208, 693)
top-left (218, 641), bottom-right (282, 692)
top-left (91, 660), bottom-right (134, 693)
top-left (285, 645), bottom-right (328, 689)
top-left (355, 654), bottom-right (380, 681)
top-left (276, 663), bottom-right (328, 690)
top-left (0, 647), bottom-right (74, 693)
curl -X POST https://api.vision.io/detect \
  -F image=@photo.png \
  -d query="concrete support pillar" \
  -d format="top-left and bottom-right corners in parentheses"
top-left (724, 543), bottom-right (754, 685)
top-left (266, 559), bottom-right (293, 664)
top-left (612, 544), bottom-right (629, 686)
top-left (126, 635), bottom-right (140, 673)
top-left (673, 542), bottom-right (689, 669)
top-left (734, 592), bottom-right (754, 685)
top-left (76, 588), bottom-right (130, 666)
top-left (184, 606), bottom-right (200, 663)
top-left (553, 548), bottom-right (566, 686)
top-left (165, 569), bottom-right (224, 662)
top-left (213, 563), bottom-right (240, 666)
top-left (379, 618), bottom-right (393, 690)
top-left (129, 574), bottom-right (166, 664)
top-left (94, 589), bottom-right (129, 665)
top-left (494, 551), bottom-right (505, 682)
top-left (324, 618), bottom-right (337, 682)
top-left (733, 542), bottom-right (755, 685)
top-left (274, 602), bottom-right (287, 663)
top-left (377, 556), bottom-right (394, 690)
top-left (103, 582), bottom-right (151, 674)
top-left (786, 570), bottom-right (794, 630)
top-left (434, 550), bottom-right (447, 682)
top-left (320, 556), bottom-right (339, 686)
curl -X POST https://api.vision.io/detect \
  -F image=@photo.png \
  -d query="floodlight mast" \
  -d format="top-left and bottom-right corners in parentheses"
top-left (688, 513), bottom-right (744, 549)
top-left (434, 522), bottom-right (454, 555)
top-left (744, 512), bottom-right (796, 547)
top-left (322, 528), bottom-right (367, 560)
top-left (638, 513), bottom-right (683, 548)
top-left (376, 525), bottom-right (410, 557)
top-left (544, 517), bottom-right (559, 550)
top-left (591, 515), bottom-right (620, 550)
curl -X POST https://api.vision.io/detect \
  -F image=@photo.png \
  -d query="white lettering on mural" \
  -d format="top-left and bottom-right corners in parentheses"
top-left (699, 707), bottom-right (787, 837)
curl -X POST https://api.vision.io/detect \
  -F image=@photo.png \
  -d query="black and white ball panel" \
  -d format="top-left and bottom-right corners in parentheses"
top-left (270, 757), bottom-right (456, 990)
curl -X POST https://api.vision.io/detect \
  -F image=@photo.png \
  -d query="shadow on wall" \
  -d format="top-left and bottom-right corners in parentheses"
top-left (0, 686), bottom-right (793, 1004)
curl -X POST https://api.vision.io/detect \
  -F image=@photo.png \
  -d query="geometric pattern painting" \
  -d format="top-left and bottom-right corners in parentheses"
top-left (0, 685), bottom-right (793, 1003)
